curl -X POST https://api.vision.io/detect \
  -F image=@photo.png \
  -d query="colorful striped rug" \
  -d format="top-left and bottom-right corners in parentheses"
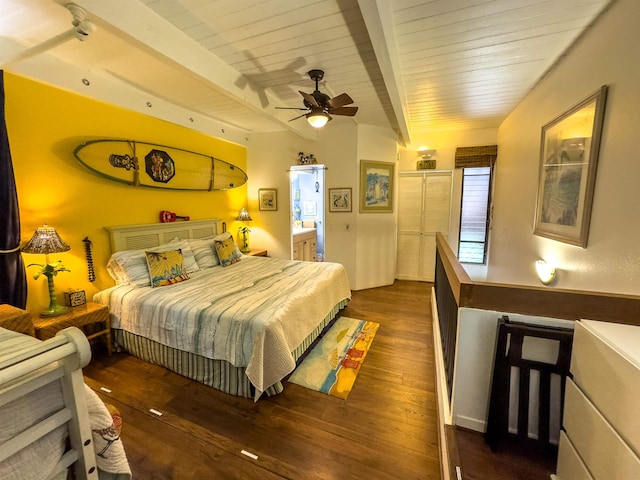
top-left (288, 316), bottom-right (379, 399)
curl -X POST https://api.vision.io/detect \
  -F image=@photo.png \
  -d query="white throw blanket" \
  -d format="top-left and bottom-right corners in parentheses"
top-left (85, 385), bottom-right (132, 479)
top-left (0, 327), bottom-right (131, 480)
top-left (96, 256), bottom-right (352, 399)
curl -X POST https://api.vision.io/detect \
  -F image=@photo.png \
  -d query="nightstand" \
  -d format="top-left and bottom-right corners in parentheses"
top-left (248, 249), bottom-right (268, 257)
top-left (0, 304), bottom-right (35, 336)
top-left (33, 302), bottom-right (111, 355)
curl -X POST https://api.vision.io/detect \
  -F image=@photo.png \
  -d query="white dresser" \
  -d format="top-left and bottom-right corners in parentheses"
top-left (554, 319), bottom-right (640, 480)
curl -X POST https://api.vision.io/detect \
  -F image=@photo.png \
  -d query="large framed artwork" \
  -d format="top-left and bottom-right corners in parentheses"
top-left (533, 85), bottom-right (608, 247)
top-left (359, 160), bottom-right (394, 213)
top-left (258, 188), bottom-right (277, 211)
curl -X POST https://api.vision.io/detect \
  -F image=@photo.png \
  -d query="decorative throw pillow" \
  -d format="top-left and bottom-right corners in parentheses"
top-left (106, 240), bottom-right (199, 287)
top-left (145, 249), bottom-right (189, 287)
top-left (213, 232), bottom-right (242, 267)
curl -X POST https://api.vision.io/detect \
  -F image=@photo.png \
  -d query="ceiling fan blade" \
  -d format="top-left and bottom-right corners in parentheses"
top-left (276, 106), bottom-right (309, 111)
top-left (329, 106), bottom-right (358, 117)
top-left (327, 93), bottom-right (353, 109)
top-left (288, 113), bottom-right (308, 122)
top-left (299, 90), bottom-right (319, 107)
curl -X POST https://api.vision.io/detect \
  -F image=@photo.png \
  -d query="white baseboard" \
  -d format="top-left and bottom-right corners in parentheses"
top-left (454, 414), bottom-right (486, 433)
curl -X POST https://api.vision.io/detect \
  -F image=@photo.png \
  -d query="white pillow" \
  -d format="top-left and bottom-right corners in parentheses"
top-left (106, 239), bottom-right (199, 286)
top-left (188, 237), bottom-right (219, 269)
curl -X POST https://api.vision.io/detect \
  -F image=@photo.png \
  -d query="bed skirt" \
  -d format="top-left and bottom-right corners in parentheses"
top-left (112, 298), bottom-right (350, 398)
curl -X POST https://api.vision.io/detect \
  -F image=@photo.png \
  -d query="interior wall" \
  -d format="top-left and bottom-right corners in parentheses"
top-left (354, 124), bottom-right (399, 290)
top-left (5, 72), bottom-right (247, 313)
top-left (248, 123), bottom-right (361, 288)
top-left (397, 127), bottom-right (498, 280)
top-left (248, 122), bottom-right (398, 291)
top-left (317, 122), bottom-right (358, 282)
top-left (246, 130), bottom-right (318, 260)
top-left (489, 0), bottom-right (640, 295)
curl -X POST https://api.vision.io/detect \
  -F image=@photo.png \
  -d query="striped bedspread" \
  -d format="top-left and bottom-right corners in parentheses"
top-left (94, 256), bottom-right (352, 398)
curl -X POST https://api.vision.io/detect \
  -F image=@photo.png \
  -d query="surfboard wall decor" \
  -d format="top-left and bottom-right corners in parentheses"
top-left (74, 139), bottom-right (247, 191)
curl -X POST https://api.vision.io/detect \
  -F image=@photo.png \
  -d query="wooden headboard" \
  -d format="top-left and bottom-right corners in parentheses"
top-left (105, 219), bottom-right (222, 252)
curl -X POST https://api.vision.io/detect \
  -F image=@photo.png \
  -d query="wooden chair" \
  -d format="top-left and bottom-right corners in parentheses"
top-left (485, 315), bottom-right (574, 455)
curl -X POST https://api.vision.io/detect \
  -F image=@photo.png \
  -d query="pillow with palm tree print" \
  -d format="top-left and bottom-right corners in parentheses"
top-left (145, 249), bottom-right (189, 287)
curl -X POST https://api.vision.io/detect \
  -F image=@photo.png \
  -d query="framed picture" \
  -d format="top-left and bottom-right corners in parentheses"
top-left (258, 188), bottom-right (277, 211)
top-left (303, 201), bottom-right (316, 216)
top-left (328, 187), bottom-right (352, 212)
top-left (533, 85), bottom-right (608, 247)
top-left (360, 160), bottom-right (394, 213)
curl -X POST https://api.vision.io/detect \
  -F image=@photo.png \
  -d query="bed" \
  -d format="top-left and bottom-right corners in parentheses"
top-left (94, 219), bottom-right (352, 400)
top-left (0, 325), bottom-right (131, 480)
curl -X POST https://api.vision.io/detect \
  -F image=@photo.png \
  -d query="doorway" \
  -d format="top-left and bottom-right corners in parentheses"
top-left (289, 165), bottom-right (325, 261)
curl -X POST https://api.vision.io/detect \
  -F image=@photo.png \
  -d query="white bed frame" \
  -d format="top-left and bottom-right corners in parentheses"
top-left (0, 327), bottom-right (98, 479)
top-left (105, 218), bottom-right (222, 252)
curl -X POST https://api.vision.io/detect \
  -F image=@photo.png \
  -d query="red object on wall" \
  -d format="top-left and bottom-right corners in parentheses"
top-left (159, 210), bottom-right (190, 223)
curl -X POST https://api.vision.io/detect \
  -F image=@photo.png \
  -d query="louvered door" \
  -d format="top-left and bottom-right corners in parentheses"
top-left (396, 171), bottom-right (452, 281)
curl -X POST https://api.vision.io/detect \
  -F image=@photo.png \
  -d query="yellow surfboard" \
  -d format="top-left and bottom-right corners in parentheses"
top-left (74, 139), bottom-right (247, 191)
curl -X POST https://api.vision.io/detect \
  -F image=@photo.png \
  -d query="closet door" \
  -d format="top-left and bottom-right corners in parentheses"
top-left (397, 171), bottom-right (452, 281)
top-left (397, 174), bottom-right (424, 279)
top-left (420, 172), bottom-right (452, 279)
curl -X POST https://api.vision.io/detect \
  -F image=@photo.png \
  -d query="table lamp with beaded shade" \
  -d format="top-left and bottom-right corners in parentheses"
top-left (22, 224), bottom-right (71, 317)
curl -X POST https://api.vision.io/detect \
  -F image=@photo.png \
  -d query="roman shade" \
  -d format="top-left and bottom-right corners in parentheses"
top-left (455, 145), bottom-right (498, 169)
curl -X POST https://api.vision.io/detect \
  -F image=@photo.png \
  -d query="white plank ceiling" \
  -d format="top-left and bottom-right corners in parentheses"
top-left (0, 0), bottom-right (614, 146)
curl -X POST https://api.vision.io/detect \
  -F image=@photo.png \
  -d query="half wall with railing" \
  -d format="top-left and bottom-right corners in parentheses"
top-left (432, 232), bottom-right (640, 480)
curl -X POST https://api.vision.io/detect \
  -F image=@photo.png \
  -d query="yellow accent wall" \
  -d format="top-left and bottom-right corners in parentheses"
top-left (4, 72), bottom-right (247, 313)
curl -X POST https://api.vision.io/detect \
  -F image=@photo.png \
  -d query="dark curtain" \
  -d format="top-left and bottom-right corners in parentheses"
top-left (0, 70), bottom-right (27, 308)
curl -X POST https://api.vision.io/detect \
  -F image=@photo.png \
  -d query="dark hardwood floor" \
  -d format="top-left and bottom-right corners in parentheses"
top-left (83, 280), bottom-right (556, 480)
top-left (456, 428), bottom-right (556, 480)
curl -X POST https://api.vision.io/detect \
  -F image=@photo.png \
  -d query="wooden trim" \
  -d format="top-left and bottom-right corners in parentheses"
top-left (468, 282), bottom-right (640, 325)
top-left (445, 424), bottom-right (463, 480)
top-left (436, 233), bottom-right (473, 305)
top-left (436, 232), bottom-right (640, 326)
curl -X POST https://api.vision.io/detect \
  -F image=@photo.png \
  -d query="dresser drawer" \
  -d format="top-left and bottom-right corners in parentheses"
top-left (564, 379), bottom-right (640, 480)
top-left (556, 431), bottom-right (594, 480)
top-left (571, 320), bottom-right (640, 454)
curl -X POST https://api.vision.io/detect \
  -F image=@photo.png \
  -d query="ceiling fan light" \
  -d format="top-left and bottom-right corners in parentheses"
top-left (307, 111), bottom-right (329, 128)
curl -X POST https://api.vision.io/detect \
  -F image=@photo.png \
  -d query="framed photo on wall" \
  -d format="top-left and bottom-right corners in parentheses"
top-left (533, 85), bottom-right (608, 247)
top-left (360, 160), bottom-right (394, 213)
top-left (303, 201), bottom-right (317, 216)
top-left (258, 188), bottom-right (277, 211)
top-left (328, 187), bottom-right (352, 212)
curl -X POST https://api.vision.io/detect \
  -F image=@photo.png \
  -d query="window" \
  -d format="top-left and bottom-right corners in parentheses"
top-left (458, 167), bottom-right (492, 264)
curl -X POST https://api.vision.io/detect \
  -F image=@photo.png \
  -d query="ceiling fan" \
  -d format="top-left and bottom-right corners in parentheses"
top-left (276, 69), bottom-right (358, 128)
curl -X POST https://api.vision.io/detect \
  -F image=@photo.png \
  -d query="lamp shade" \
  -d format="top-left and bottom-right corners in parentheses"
top-left (236, 208), bottom-right (252, 222)
top-left (535, 260), bottom-right (556, 285)
top-left (306, 109), bottom-right (330, 128)
top-left (22, 225), bottom-right (70, 254)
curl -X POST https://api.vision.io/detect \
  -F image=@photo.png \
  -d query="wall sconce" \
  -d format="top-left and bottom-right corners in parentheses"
top-left (535, 260), bottom-right (556, 285)
top-left (236, 208), bottom-right (252, 253)
top-left (417, 148), bottom-right (437, 169)
top-left (22, 224), bottom-right (71, 317)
